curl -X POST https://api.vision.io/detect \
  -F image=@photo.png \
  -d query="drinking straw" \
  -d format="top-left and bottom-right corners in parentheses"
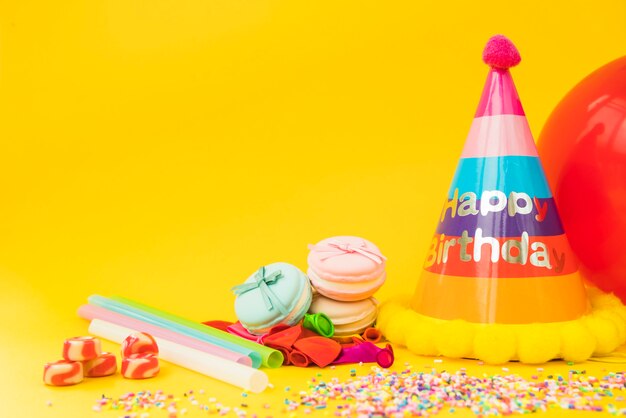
top-left (87, 295), bottom-right (263, 368)
top-left (88, 295), bottom-right (283, 368)
top-left (89, 319), bottom-right (269, 393)
top-left (109, 295), bottom-right (284, 368)
top-left (78, 304), bottom-right (252, 367)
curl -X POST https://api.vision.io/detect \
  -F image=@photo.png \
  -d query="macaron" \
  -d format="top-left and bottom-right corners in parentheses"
top-left (233, 262), bottom-right (312, 335)
top-left (308, 294), bottom-right (378, 336)
top-left (307, 236), bottom-right (386, 301)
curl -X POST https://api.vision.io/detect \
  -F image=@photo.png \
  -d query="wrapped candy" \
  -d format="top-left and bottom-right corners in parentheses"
top-left (62, 336), bottom-right (101, 361)
top-left (121, 332), bottom-right (159, 357)
top-left (43, 360), bottom-right (83, 386)
top-left (83, 352), bottom-right (117, 377)
top-left (121, 353), bottom-right (160, 379)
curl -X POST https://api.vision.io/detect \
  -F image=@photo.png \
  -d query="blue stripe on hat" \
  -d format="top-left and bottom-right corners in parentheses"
top-left (447, 156), bottom-right (552, 199)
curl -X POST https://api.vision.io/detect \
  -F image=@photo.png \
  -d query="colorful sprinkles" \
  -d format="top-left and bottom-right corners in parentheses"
top-left (92, 390), bottom-right (244, 417)
top-left (91, 367), bottom-right (626, 417)
top-left (283, 367), bottom-right (626, 416)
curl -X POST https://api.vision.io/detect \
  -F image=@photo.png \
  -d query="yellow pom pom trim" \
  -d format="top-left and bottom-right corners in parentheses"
top-left (378, 287), bottom-right (626, 364)
top-left (434, 320), bottom-right (475, 359)
top-left (473, 325), bottom-right (517, 364)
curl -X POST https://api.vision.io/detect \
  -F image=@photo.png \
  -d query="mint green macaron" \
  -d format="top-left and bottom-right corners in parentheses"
top-left (232, 262), bottom-right (312, 335)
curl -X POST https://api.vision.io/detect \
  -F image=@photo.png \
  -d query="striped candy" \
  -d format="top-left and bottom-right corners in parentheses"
top-left (43, 360), bottom-right (83, 386)
top-left (83, 352), bottom-right (117, 377)
top-left (63, 336), bottom-right (101, 361)
top-left (121, 332), bottom-right (159, 357)
top-left (121, 353), bottom-right (159, 379)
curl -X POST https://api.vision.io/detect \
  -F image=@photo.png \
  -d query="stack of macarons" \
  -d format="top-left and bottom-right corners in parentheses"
top-left (306, 236), bottom-right (386, 337)
top-left (231, 237), bottom-right (386, 339)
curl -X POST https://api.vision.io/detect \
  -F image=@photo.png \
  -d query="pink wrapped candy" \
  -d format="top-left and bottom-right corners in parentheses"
top-left (83, 352), bottom-right (117, 377)
top-left (121, 332), bottom-right (159, 357)
top-left (43, 360), bottom-right (83, 386)
top-left (121, 353), bottom-right (159, 379)
top-left (62, 336), bottom-right (101, 361)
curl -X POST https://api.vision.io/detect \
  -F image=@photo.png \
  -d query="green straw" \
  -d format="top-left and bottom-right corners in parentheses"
top-left (88, 295), bottom-right (283, 368)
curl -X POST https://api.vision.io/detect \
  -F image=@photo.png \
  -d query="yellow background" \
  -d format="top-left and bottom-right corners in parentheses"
top-left (1, 0), bottom-right (625, 416)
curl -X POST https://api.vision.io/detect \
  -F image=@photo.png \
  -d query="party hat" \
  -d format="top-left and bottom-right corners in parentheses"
top-left (378, 35), bottom-right (626, 364)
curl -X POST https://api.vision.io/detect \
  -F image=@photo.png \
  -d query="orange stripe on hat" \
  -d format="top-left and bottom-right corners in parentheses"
top-left (411, 270), bottom-right (589, 324)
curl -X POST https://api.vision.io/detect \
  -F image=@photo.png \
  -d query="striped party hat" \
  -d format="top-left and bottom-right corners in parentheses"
top-left (378, 35), bottom-right (626, 364)
top-left (411, 35), bottom-right (589, 324)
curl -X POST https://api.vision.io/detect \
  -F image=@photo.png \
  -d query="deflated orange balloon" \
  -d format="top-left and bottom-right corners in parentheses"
top-left (538, 56), bottom-right (626, 302)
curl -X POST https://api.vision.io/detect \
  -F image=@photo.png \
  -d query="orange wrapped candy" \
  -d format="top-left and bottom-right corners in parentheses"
top-left (62, 336), bottom-right (101, 361)
top-left (121, 353), bottom-right (159, 379)
top-left (83, 352), bottom-right (117, 377)
top-left (121, 332), bottom-right (159, 357)
top-left (43, 360), bottom-right (83, 386)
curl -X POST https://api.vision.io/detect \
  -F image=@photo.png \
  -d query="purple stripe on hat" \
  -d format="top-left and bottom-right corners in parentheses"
top-left (475, 68), bottom-right (525, 117)
top-left (436, 197), bottom-right (564, 237)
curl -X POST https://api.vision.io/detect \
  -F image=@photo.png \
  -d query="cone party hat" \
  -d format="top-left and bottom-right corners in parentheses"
top-left (378, 35), bottom-right (626, 364)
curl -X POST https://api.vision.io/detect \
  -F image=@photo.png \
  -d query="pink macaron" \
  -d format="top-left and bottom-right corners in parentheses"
top-left (307, 236), bottom-right (386, 301)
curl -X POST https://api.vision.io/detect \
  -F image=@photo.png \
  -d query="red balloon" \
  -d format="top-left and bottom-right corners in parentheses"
top-left (538, 56), bottom-right (626, 301)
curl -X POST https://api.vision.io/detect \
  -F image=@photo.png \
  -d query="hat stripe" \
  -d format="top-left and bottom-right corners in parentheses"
top-left (447, 156), bottom-right (552, 199)
top-left (461, 114), bottom-right (538, 158)
top-left (423, 233), bottom-right (577, 278)
top-left (435, 197), bottom-right (564, 237)
top-left (475, 68), bottom-right (525, 117)
top-left (412, 270), bottom-right (589, 324)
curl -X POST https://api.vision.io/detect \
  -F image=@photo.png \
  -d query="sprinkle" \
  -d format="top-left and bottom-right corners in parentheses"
top-left (46, 400), bottom-right (53, 407)
top-left (434, 359), bottom-right (443, 363)
top-left (272, 367), bottom-right (626, 416)
top-left (89, 369), bottom-right (626, 417)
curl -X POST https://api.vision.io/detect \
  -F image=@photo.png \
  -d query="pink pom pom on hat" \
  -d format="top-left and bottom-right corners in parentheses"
top-left (482, 34), bottom-right (521, 69)
top-left (475, 35), bottom-right (525, 119)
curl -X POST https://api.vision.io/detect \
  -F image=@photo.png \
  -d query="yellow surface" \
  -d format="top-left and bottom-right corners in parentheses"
top-left (1, 0), bottom-right (626, 416)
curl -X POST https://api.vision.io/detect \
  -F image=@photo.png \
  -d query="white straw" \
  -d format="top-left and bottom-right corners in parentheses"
top-left (89, 319), bottom-right (269, 393)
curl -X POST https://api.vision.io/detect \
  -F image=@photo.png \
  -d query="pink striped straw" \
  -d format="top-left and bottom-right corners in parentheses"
top-left (78, 304), bottom-right (252, 367)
